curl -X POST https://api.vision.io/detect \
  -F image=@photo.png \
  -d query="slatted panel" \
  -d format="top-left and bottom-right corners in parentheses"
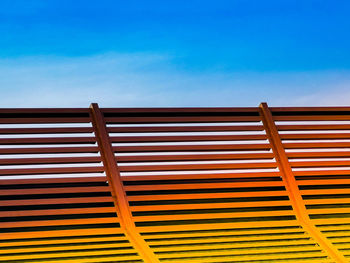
top-left (0, 109), bottom-right (143, 263)
top-left (273, 107), bottom-right (350, 261)
top-left (103, 107), bottom-right (331, 262)
top-left (2, 105), bottom-right (350, 262)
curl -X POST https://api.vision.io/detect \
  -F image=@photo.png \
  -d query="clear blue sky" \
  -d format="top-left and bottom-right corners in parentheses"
top-left (1, 0), bottom-right (350, 107)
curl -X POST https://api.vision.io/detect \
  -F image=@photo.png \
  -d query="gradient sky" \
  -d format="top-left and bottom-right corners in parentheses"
top-left (1, 0), bottom-right (350, 107)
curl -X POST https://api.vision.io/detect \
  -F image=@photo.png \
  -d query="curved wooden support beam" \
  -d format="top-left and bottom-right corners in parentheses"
top-left (90, 103), bottom-right (160, 263)
top-left (259, 102), bottom-right (347, 263)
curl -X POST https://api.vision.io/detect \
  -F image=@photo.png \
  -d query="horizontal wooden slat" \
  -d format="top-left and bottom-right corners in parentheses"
top-left (0, 156), bottom-right (101, 165)
top-left (0, 207), bottom-right (116, 217)
top-left (119, 162), bottom-right (277, 172)
top-left (287, 151), bottom-right (350, 158)
top-left (0, 196), bottom-right (113, 206)
top-left (0, 235), bottom-right (127, 248)
top-left (105, 116), bottom-right (261, 123)
top-left (113, 143), bottom-right (271, 152)
top-left (102, 107), bottom-right (259, 113)
top-left (284, 142), bottom-right (350, 149)
top-left (0, 146), bottom-right (99, 154)
top-left (122, 171), bottom-right (279, 181)
top-left (0, 136), bottom-right (96, 145)
top-left (108, 125), bottom-right (264, 133)
top-left (270, 107), bottom-right (350, 112)
top-left (290, 160), bottom-right (350, 168)
top-left (294, 169), bottom-right (350, 177)
top-left (281, 133), bottom-right (350, 140)
top-left (0, 108), bottom-right (89, 114)
top-left (127, 191), bottom-right (289, 201)
top-left (136, 219), bottom-right (301, 233)
top-left (0, 186), bottom-right (110, 196)
top-left (0, 117), bottom-right (90, 124)
top-left (0, 127), bottom-right (93, 134)
top-left (117, 152), bottom-right (274, 162)
top-left (0, 248), bottom-right (138, 261)
top-left (129, 200), bottom-right (292, 211)
top-left (274, 115), bottom-right (350, 121)
top-left (0, 227), bottom-right (124, 240)
top-left (111, 134), bottom-right (267, 143)
top-left (132, 210), bottom-right (295, 222)
top-left (0, 176), bottom-right (107, 185)
top-left (124, 181), bottom-right (285, 191)
top-left (0, 243), bottom-right (133, 256)
top-left (0, 217), bottom-right (119, 229)
top-left (0, 166), bottom-right (104, 176)
top-left (141, 229), bottom-right (305, 240)
top-left (298, 178), bottom-right (350, 185)
top-left (278, 124), bottom-right (350, 131)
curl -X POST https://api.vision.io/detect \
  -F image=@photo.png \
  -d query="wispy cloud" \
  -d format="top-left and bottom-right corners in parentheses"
top-left (0, 53), bottom-right (349, 107)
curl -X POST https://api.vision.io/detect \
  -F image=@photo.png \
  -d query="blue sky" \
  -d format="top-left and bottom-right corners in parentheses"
top-left (0, 0), bottom-right (350, 107)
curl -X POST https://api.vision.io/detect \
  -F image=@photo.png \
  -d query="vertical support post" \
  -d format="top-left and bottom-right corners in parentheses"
top-left (90, 103), bottom-right (160, 263)
top-left (259, 102), bottom-right (347, 263)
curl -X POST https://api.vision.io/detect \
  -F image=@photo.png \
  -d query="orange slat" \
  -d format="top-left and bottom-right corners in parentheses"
top-left (127, 191), bottom-right (289, 201)
top-left (124, 181), bottom-right (285, 191)
top-left (122, 171), bottom-right (279, 181)
top-left (0, 207), bottom-right (116, 217)
top-left (0, 196), bottom-right (113, 206)
top-left (0, 217), bottom-right (119, 228)
top-left (0, 186), bottom-right (110, 196)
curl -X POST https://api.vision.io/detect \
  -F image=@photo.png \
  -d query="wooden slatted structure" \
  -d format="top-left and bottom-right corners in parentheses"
top-left (1, 103), bottom-right (350, 262)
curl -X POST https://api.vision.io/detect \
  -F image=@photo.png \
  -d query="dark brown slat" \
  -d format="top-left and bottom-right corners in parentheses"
top-left (0, 156), bottom-right (102, 165)
top-left (281, 133), bottom-right (350, 140)
top-left (0, 146), bottom-right (99, 154)
top-left (0, 117), bottom-right (90, 124)
top-left (0, 137), bottom-right (96, 145)
top-left (0, 127), bottom-right (93, 134)
top-left (0, 176), bottom-right (107, 185)
top-left (283, 142), bottom-right (350, 149)
top-left (278, 124), bottom-right (350, 131)
top-left (118, 162), bottom-right (277, 172)
top-left (0, 207), bottom-right (116, 217)
top-left (105, 116), bottom-right (261, 124)
top-left (0, 108), bottom-right (89, 114)
top-left (270, 107), bottom-right (350, 112)
top-left (113, 144), bottom-right (271, 152)
top-left (101, 107), bottom-right (259, 113)
top-left (116, 152), bottom-right (275, 162)
top-left (287, 151), bottom-right (350, 158)
top-left (0, 196), bottom-right (113, 206)
top-left (0, 186), bottom-right (110, 196)
top-left (0, 166), bottom-right (104, 176)
top-left (273, 115), bottom-right (350, 121)
top-left (110, 134), bottom-right (267, 143)
top-left (107, 125), bottom-right (264, 133)
top-left (122, 171), bottom-right (279, 181)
